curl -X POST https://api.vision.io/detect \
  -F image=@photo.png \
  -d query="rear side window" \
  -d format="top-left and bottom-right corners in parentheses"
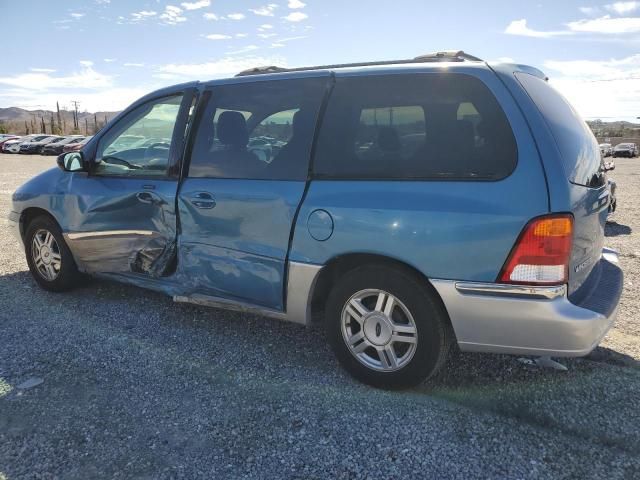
top-left (189, 77), bottom-right (327, 180)
top-left (314, 73), bottom-right (517, 179)
top-left (515, 72), bottom-right (604, 188)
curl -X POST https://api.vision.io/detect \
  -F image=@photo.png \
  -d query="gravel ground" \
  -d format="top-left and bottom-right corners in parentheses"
top-left (0, 154), bottom-right (639, 479)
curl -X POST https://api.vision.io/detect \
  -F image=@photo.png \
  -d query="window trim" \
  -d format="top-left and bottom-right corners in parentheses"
top-left (184, 77), bottom-right (332, 181)
top-left (88, 90), bottom-right (196, 181)
top-left (310, 72), bottom-right (519, 182)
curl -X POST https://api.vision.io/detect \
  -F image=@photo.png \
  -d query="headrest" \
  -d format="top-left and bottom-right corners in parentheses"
top-left (377, 126), bottom-right (401, 152)
top-left (292, 109), bottom-right (315, 138)
top-left (217, 111), bottom-right (248, 148)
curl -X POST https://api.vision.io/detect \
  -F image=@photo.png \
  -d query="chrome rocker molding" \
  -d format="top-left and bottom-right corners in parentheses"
top-left (174, 261), bottom-right (323, 326)
top-left (65, 230), bottom-right (155, 240)
top-left (455, 282), bottom-right (566, 300)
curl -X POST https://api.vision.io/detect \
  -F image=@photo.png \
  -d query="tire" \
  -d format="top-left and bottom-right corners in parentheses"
top-left (24, 215), bottom-right (81, 292)
top-left (325, 264), bottom-right (452, 389)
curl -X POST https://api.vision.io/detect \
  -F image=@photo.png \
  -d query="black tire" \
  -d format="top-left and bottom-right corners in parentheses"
top-left (325, 264), bottom-right (452, 389)
top-left (24, 215), bottom-right (81, 292)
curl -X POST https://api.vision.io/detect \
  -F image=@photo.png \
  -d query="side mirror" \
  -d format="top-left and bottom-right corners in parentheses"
top-left (57, 152), bottom-right (85, 172)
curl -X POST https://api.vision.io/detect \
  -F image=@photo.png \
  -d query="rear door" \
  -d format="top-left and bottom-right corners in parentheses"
top-left (514, 72), bottom-right (608, 294)
top-left (176, 75), bottom-right (329, 310)
top-left (63, 91), bottom-right (194, 276)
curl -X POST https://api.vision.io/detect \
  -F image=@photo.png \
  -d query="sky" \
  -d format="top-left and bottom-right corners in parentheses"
top-left (1, 0), bottom-right (639, 121)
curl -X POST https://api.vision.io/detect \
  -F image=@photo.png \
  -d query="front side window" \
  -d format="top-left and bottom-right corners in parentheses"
top-left (314, 74), bottom-right (517, 180)
top-left (189, 77), bottom-right (328, 180)
top-left (94, 94), bottom-right (183, 177)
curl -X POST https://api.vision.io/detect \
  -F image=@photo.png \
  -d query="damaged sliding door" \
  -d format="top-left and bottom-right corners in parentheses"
top-left (63, 91), bottom-right (193, 276)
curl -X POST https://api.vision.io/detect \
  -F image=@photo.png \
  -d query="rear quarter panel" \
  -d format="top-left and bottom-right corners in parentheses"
top-left (290, 68), bottom-right (549, 282)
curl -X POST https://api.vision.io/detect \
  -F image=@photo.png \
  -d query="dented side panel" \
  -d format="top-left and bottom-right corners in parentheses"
top-left (61, 174), bottom-right (179, 275)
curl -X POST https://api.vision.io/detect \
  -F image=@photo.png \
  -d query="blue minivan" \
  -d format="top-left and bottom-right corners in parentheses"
top-left (9, 51), bottom-right (623, 387)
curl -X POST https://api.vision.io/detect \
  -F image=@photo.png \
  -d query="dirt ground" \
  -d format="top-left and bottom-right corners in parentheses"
top-left (0, 154), bottom-right (638, 479)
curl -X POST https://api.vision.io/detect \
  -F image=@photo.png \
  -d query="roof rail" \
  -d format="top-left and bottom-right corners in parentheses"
top-left (235, 50), bottom-right (484, 77)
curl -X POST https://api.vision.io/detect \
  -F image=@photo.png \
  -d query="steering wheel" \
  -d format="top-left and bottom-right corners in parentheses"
top-left (143, 142), bottom-right (170, 162)
top-left (102, 155), bottom-right (141, 169)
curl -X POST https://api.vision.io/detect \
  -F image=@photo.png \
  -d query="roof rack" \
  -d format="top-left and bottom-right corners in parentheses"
top-left (235, 50), bottom-right (483, 77)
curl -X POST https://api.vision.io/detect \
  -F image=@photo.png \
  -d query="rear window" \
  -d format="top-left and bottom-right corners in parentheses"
top-left (515, 72), bottom-right (604, 188)
top-left (314, 73), bottom-right (517, 179)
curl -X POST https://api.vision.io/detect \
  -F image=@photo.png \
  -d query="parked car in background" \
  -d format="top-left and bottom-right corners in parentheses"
top-left (599, 143), bottom-right (612, 157)
top-left (0, 135), bottom-right (20, 149)
top-left (612, 143), bottom-right (638, 158)
top-left (4, 134), bottom-right (50, 153)
top-left (41, 136), bottom-right (85, 156)
top-left (9, 51), bottom-right (624, 388)
top-left (62, 135), bottom-right (93, 153)
top-left (19, 136), bottom-right (64, 154)
top-left (0, 134), bottom-right (18, 142)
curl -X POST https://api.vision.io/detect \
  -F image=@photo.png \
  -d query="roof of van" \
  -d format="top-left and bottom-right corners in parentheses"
top-left (135, 51), bottom-right (547, 103)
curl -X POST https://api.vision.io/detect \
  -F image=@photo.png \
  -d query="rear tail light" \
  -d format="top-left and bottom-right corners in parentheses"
top-left (498, 214), bottom-right (573, 285)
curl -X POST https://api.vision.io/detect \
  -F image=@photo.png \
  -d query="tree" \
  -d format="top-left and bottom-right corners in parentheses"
top-left (56, 102), bottom-right (62, 135)
top-left (50, 113), bottom-right (55, 135)
top-left (24, 120), bottom-right (29, 135)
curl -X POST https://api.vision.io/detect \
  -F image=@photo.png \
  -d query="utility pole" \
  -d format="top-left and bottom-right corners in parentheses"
top-left (70, 100), bottom-right (81, 130)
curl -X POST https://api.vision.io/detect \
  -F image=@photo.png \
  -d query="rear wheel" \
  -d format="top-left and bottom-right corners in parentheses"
top-left (325, 264), bottom-right (451, 388)
top-left (25, 215), bottom-right (81, 292)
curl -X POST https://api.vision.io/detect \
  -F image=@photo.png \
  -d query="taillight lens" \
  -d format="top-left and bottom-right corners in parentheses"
top-left (498, 214), bottom-right (573, 285)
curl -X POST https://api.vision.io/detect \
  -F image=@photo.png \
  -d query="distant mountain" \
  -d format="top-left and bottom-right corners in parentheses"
top-left (0, 106), bottom-right (121, 135)
top-left (0, 106), bottom-right (120, 123)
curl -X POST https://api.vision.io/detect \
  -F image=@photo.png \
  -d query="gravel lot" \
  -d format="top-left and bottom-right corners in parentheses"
top-left (1, 153), bottom-right (639, 479)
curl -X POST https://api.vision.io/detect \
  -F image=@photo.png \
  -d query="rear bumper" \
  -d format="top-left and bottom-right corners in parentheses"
top-left (432, 250), bottom-right (623, 357)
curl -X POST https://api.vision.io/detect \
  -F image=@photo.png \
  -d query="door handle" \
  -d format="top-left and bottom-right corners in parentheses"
top-left (189, 192), bottom-right (216, 209)
top-left (136, 191), bottom-right (163, 205)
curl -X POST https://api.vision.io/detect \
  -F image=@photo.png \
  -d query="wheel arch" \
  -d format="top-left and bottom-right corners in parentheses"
top-left (309, 253), bottom-right (454, 334)
top-left (19, 207), bottom-right (61, 242)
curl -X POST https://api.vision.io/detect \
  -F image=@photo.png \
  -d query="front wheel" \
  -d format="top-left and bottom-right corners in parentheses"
top-left (325, 265), bottom-right (452, 389)
top-left (25, 215), bottom-right (81, 292)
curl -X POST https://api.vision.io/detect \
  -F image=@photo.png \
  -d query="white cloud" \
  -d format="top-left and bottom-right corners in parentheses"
top-left (70, 12), bottom-right (85, 18)
top-left (605, 1), bottom-right (640, 14)
top-left (567, 15), bottom-right (640, 33)
top-left (506, 14), bottom-right (640, 37)
top-left (227, 13), bottom-right (246, 20)
top-left (283, 12), bottom-right (307, 22)
top-left (30, 68), bottom-right (56, 73)
top-left (156, 56), bottom-right (287, 79)
top-left (250, 4), bottom-right (278, 16)
top-left (0, 64), bottom-right (112, 91)
top-left (236, 33), bottom-right (248, 38)
top-left (181, 0), bottom-right (210, 10)
top-left (260, 23), bottom-right (274, 29)
top-left (123, 63), bottom-right (145, 67)
top-left (258, 33), bottom-right (276, 38)
top-left (288, 0), bottom-right (306, 8)
top-left (544, 54), bottom-right (640, 120)
top-left (504, 19), bottom-right (570, 37)
top-left (80, 60), bottom-right (94, 67)
top-left (160, 5), bottom-right (187, 25)
top-left (205, 34), bottom-right (232, 40)
top-left (271, 43), bottom-right (285, 48)
top-left (131, 10), bottom-right (157, 21)
top-left (103, 58), bottom-right (116, 63)
top-left (203, 12), bottom-right (219, 20)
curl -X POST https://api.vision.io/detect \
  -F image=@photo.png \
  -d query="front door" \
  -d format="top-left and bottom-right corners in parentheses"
top-left (64, 91), bottom-right (193, 276)
top-left (177, 76), bottom-right (329, 309)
